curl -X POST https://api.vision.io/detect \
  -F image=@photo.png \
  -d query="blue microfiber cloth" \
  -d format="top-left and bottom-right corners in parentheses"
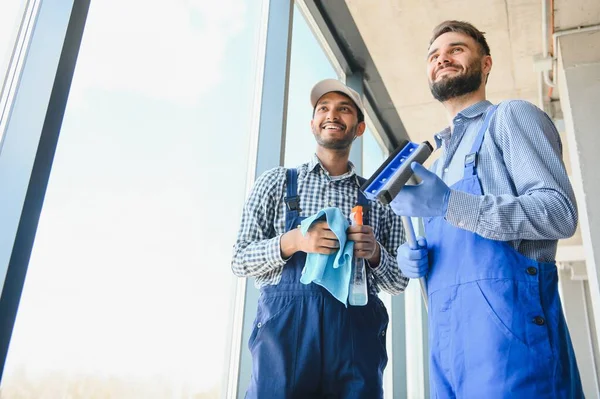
top-left (299, 207), bottom-right (354, 306)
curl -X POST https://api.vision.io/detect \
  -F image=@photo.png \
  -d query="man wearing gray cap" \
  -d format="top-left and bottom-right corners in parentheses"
top-left (232, 79), bottom-right (408, 398)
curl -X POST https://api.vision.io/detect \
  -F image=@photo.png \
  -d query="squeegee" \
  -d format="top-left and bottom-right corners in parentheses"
top-left (361, 141), bottom-right (434, 310)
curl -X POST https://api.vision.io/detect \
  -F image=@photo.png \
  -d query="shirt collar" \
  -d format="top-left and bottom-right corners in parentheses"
top-left (308, 153), bottom-right (322, 173)
top-left (456, 100), bottom-right (493, 120)
top-left (434, 100), bottom-right (493, 148)
top-left (434, 127), bottom-right (451, 149)
top-left (309, 153), bottom-right (357, 181)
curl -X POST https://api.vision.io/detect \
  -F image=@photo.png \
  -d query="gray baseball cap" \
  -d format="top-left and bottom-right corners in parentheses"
top-left (310, 79), bottom-right (365, 115)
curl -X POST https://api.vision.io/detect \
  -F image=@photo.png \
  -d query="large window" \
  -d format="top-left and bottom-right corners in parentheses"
top-left (1, 0), bottom-right (262, 397)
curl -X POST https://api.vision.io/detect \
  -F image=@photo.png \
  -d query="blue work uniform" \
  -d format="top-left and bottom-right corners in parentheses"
top-left (245, 169), bottom-right (389, 399)
top-left (425, 105), bottom-right (583, 398)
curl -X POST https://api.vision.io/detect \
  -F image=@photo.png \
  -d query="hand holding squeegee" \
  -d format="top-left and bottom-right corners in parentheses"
top-left (360, 141), bottom-right (435, 310)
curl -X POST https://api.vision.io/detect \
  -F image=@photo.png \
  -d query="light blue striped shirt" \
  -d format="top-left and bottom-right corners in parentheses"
top-left (432, 100), bottom-right (577, 262)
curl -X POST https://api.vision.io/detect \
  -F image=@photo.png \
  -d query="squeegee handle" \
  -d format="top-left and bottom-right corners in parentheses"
top-left (401, 216), bottom-right (428, 311)
top-left (401, 216), bottom-right (418, 249)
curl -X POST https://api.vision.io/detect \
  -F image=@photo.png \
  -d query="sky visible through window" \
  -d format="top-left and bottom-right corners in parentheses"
top-left (3, 0), bottom-right (261, 397)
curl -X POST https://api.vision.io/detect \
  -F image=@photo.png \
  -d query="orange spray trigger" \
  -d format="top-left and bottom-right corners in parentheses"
top-left (350, 205), bottom-right (363, 226)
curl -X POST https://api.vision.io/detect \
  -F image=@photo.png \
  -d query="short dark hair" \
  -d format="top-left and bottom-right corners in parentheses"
top-left (312, 91), bottom-right (365, 124)
top-left (429, 20), bottom-right (491, 57)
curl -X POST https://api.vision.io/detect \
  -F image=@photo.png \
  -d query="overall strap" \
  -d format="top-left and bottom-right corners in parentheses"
top-left (284, 168), bottom-right (300, 227)
top-left (356, 176), bottom-right (371, 226)
top-left (463, 104), bottom-right (499, 178)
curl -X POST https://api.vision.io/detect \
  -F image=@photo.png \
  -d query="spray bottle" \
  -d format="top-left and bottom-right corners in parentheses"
top-left (348, 205), bottom-right (368, 306)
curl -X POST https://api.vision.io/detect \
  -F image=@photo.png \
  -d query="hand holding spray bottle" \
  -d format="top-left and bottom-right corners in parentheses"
top-left (349, 205), bottom-right (368, 306)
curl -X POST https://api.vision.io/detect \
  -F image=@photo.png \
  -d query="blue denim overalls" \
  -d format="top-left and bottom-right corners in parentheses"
top-left (425, 105), bottom-right (583, 398)
top-left (245, 169), bottom-right (390, 399)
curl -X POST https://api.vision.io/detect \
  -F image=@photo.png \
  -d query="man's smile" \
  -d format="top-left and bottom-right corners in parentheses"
top-left (321, 123), bottom-right (345, 131)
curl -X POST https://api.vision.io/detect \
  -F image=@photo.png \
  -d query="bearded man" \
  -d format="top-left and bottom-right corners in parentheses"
top-left (390, 20), bottom-right (583, 398)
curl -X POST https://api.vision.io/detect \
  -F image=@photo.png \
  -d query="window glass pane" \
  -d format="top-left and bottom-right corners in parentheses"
top-left (0, 0), bottom-right (26, 86)
top-left (0, 0), bottom-right (28, 138)
top-left (362, 127), bottom-right (388, 178)
top-left (2, 0), bottom-right (262, 397)
top-left (284, 4), bottom-right (338, 168)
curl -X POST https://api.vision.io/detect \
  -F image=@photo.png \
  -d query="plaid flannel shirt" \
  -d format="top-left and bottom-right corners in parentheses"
top-left (231, 154), bottom-right (409, 295)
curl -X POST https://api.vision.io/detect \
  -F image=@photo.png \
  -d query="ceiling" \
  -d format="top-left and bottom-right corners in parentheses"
top-left (313, 0), bottom-right (600, 247)
top-left (348, 0), bottom-right (561, 140)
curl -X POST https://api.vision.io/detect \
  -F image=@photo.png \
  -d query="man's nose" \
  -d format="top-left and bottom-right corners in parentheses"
top-left (326, 109), bottom-right (339, 120)
top-left (437, 55), bottom-right (451, 66)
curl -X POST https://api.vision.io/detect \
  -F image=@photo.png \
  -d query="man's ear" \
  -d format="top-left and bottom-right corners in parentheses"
top-left (355, 121), bottom-right (366, 138)
top-left (482, 55), bottom-right (492, 76)
top-left (310, 119), bottom-right (315, 131)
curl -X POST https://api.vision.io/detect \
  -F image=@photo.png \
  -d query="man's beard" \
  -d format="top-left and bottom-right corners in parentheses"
top-left (313, 124), bottom-right (357, 150)
top-left (430, 60), bottom-right (483, 102)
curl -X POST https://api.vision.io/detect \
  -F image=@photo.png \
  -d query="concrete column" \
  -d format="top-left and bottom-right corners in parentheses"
top-left (557, 29), bottom-right (600, 355)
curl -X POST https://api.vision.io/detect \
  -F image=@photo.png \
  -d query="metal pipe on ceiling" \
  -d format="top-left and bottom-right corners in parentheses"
top-left (541, 0), bottom-right (556, 88)
top-left (542, 0), bottom-right (600, 90)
